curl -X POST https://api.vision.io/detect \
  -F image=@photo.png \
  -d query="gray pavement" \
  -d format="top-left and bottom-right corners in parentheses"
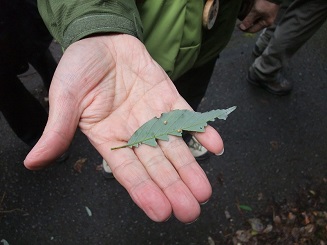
top-left (1, 22), bottom-right (326, 245)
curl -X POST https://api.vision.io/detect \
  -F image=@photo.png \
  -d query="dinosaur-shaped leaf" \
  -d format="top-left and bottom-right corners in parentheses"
top-left (111, 106), bottom-right (236, 150)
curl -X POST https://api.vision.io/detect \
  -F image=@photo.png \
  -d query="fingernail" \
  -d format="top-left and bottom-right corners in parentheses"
top-left (164, 214), bottom-right (172, 222)
top-left (185, 218), bottom-right (198, 225)
top-left (215, 148), bottom-right (224, 156)
top-left (239, 23), bottom-right (245, 30)
top-left (200, 199), bottom-right (209, 205)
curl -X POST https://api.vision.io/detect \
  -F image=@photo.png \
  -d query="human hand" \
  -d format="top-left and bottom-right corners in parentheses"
top-left (239, 0), bottom-right (280, 33)
top-left (24, 34), bottom-right (224, 223)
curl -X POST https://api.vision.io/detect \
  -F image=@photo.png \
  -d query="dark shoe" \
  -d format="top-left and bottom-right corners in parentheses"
top-left (247, 67), bottom-right (293, 95)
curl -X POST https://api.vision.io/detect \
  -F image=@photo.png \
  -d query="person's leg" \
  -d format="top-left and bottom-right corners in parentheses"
top-left (0, 1), bottom-right (48, 148)
top-left (173, 58), bottom-right (218, 159)
top-left (0, 1), bottom-right (68, 162)
top-left (249, 0), bottom-right (327, 94)
top-left (174, 58), bottom-right (217, 111)
top-left (253, 1), bottom-right (290, 57)
top-left (252, 27), bottom-right (275, 57)
top-left (29, 49), bottom-right (57, 91)
top-left (23, 0), bottom-right (57, 90)
top-left (0, 75), bottom-right (48, 148)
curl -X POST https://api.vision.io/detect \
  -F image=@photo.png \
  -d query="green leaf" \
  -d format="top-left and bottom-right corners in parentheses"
top-left (111, 106), bottom-right (236, 150)
top-left (239, 205), bottom-right (253, 211)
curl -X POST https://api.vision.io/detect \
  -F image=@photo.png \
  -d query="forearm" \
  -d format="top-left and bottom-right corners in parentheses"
top-left (37, 0), bottom-right (143, 49)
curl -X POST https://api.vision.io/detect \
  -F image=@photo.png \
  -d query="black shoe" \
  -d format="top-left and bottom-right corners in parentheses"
top-left (247, 67), bottom-right (292, 96)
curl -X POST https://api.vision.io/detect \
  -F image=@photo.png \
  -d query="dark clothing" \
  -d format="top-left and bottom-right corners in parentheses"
top-left (175, 58), bottom-right (218, 143)
top-left (175, 58), bottom-right (218, 111)
top-left (0, 0), bottom-right (53, 76)
top-left (0, 0), bottom-right (55, 147)
top-left (252, 0), bottom-right (327, 82)
top-left (0, 76), bottom-right (48, 147)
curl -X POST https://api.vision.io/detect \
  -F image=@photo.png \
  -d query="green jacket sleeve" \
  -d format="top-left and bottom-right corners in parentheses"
top-left (37, 0), bottom-right (143, 49)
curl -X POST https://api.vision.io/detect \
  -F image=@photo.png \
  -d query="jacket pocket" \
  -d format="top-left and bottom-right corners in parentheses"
top-left (138, 0), bottom-right (203, 80)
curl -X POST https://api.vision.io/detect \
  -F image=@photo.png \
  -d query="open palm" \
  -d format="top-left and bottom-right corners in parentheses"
top-left (24, 34), bottom-right (224, 223)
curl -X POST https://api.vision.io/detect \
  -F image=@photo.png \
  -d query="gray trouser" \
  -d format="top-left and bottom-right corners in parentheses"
top-left (254, 1), bottom-right (291, 55)
top-left (252, 0), bottom-right (327, 81)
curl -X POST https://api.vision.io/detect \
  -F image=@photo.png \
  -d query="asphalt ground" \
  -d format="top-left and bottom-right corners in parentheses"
top-left (1, 22), bottom-right (326, 244)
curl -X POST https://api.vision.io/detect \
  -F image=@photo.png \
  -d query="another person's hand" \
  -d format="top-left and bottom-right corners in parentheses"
top-left (239, 0), bottom-right (280, 33)
top-left (24, 34), bottom-right (224, 223)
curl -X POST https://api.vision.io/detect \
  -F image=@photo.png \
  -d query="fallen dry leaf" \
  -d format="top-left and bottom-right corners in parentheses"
top-left (270, 140), bottom-right (279, 150)
top-left (96, 164), bottom-right (103, 171)
top-left (73, 158), bottom-right (87, 173)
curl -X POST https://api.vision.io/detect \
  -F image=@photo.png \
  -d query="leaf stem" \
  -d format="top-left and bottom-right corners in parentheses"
top-left (111, 144), bottom-right (130, 150)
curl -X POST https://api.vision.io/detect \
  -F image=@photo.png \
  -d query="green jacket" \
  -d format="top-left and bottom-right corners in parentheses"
top-left (37, 0), bottom-right (279, 80)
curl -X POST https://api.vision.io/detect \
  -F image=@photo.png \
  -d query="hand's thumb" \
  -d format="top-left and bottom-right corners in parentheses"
top-left (24, 96), bottom-right (79, 170)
